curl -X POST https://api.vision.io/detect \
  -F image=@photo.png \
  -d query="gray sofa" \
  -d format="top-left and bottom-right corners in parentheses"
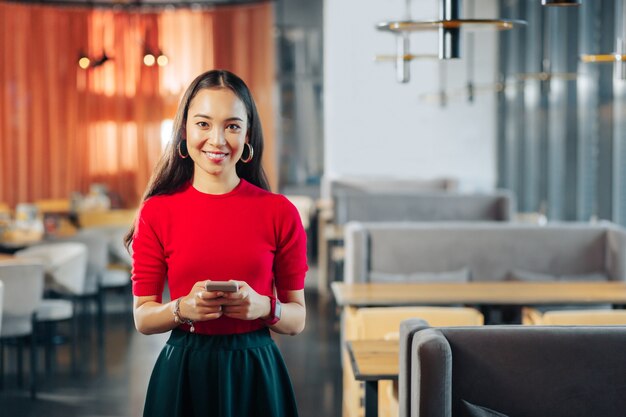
top-left (322, 177), bottom-right (458, 200)
top-left (333, 190), bottom-right (516, 225)
top-left (399, 320), bottom-right (626, 417)
top-left (344, 221), bottom-right (626, 284)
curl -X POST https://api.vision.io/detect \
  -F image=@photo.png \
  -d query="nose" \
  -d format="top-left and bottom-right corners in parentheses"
top-left (207, 128), bottom-right (226, 146)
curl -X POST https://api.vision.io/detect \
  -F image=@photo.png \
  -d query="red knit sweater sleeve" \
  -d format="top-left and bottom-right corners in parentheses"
top-left (273, 195), bottom-right (308, 291)
top-left (131, 198), bottom-right (167, 303)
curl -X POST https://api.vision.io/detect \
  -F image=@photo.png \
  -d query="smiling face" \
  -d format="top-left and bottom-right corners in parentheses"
top-left (185, 87), bottom-right (249, 192)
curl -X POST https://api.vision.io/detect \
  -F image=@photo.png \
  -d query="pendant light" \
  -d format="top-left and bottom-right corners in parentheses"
top-left (580, 0), bottom-right (626, 80)
top-left (541, 0), bottom-right (581, 6)
top-left (377, 0), bottom-right (525, 82)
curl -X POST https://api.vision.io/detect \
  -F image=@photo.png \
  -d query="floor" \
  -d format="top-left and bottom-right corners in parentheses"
top-left (0, 269), bottom-right (343, 417)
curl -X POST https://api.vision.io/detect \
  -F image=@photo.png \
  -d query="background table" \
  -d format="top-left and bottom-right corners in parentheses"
top-left (332, 281), bottom-right (626, 307)
top-left (347, 339), bottom-right (398, 417)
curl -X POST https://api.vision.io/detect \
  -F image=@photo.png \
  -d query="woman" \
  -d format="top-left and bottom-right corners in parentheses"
top-left (125, 69), bottom-right (307, 417)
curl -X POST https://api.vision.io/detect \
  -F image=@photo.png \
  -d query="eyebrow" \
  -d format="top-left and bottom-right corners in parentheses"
top-left (192, 114), bottom-right (245, 122)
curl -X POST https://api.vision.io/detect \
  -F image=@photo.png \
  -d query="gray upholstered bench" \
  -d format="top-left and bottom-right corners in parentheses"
top-left (344, 221), bottom-right (626, 285)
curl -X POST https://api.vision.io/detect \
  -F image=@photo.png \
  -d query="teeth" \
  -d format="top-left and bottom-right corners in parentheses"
top-left (205, 152), bottom-right (226, 159)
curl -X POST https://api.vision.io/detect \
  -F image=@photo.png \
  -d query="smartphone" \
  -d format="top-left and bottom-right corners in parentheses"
top-left (205, 280), bottom-right (239, 293)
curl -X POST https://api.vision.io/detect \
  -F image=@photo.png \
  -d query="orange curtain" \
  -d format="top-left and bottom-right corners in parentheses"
top-left (0, 2), bottom-right (275, 209)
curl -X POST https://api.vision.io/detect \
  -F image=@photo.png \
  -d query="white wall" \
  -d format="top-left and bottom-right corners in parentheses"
top-left (323, 0), bottom-right (500, 191)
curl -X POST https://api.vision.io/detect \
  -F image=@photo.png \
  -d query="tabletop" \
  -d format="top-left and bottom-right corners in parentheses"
top-left (347, 339), bottom-right (399, 381)
top-left (332, 281), bottom-right (626, 307)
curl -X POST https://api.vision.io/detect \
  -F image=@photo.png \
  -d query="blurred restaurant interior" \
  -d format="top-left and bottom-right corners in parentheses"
top-left (2, 0), bottom-right (626, 416)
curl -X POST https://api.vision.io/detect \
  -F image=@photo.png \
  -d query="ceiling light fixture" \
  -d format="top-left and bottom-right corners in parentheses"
top-left (77, 51), bottom-right (112, 69)
top-left (78, 53), bottom-right (91, 70)
top-left (581, 39), bottom-right (626, 80)
top-left (143, 49), bottom-right (169, 67)
top-left (541, 0), bottom-right (581, 6)
top-left (374, 54), bottom-right (439, 62)
top-left (91, 53), bottom-right (111, 68)
top-left (156, 51), bottom-right (169, 67)
top-left (143, 49), bottom-right (156, 67)
top-left (376, 0), bottom-right (526, 82)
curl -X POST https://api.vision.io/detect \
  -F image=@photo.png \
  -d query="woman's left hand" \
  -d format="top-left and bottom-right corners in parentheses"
top-left (220, 281), bottom-right (270, 321)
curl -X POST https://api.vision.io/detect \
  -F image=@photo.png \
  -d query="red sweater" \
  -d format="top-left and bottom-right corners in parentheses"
top-left (131, 179), bottom-right (308, 335)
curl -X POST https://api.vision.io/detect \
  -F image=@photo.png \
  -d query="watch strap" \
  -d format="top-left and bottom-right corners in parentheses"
top-left (263, 295), bottom-right (281, 325)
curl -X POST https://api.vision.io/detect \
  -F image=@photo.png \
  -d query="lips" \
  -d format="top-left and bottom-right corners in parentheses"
top-left (203, 151), bottom-right (228, 161)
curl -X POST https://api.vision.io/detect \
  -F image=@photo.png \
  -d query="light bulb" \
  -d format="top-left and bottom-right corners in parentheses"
top-left (157, 53), bottom-right (169, 67)
top-left (143, 53), bottom-right (156, 66)
top-left (78, 56), bottom-right (91, 69)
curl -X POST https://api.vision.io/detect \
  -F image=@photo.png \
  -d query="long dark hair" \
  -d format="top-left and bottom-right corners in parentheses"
top-left (124, 69), bottom-right (270, 250)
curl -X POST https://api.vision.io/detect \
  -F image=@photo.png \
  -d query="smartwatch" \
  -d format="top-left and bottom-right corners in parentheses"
top-left (264, 296), bottom-right (282, 325)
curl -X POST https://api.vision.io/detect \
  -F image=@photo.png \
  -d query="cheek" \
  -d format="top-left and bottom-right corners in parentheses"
top-left (185, 128), bottom-right (205, 149)
top-left (229, 134), bottom-right (247, 152)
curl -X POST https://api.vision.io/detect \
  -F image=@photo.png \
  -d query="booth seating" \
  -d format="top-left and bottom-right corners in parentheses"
top-left (342, 307), bottom-right (483, 417)
top-left (317, 178), bottom-right (515, 294)
top-left (333, 190), bottom-right (515, 225)
top-left (344, 221), bottom-right (626, 285)
top-left (321, 177), bottom-right (458, 200)
top-left (317, 178), bottom-right (459, 295)
top-left (398, 321), bottom-right (626, 417)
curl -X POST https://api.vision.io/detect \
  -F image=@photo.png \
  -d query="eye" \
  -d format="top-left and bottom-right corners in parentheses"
top-left (226, 123), bottom-right (242, 132)
top-left (196, 121), bottom-right (209, 128)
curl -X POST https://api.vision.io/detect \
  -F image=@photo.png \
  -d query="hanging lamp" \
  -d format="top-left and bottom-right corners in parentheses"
top-left (541, 0), bottom-right (581, 6)
top-left (376, 0), bottom-right (526, 82)
top-left (580, 0), bottom-right (625, 80)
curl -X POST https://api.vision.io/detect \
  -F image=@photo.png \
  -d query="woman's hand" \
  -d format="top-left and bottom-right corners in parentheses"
top-left (177, 280), bottom-right (226, 322)
top-left (219, 281), bottom-right (271, 321)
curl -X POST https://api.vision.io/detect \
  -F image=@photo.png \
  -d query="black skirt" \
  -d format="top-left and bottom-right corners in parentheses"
top-left (143, 328), bottom-right (299, 417)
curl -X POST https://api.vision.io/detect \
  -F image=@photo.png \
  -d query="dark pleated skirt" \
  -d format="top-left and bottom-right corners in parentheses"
top-left (143, 328), bottom-right (299, 417)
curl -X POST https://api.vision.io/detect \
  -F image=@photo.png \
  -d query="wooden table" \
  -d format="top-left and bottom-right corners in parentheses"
top-left (340, 281), bottom-right (626, 417)
top-left (0, 253), bottom-right (15, 261)
top-left (332, 281), bottom-right (626, 307)
top-left (0, 229), bottom-right (44, 253)
top-left (347, 339), bottom-right (398, 417)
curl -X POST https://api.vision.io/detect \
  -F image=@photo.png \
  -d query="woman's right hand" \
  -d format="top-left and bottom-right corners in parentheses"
top-left (178, 280), bottom-right (225, 322)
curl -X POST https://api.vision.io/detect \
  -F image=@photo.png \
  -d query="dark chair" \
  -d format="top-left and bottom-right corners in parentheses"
top-left (399, 322), bottom-right (626, 417)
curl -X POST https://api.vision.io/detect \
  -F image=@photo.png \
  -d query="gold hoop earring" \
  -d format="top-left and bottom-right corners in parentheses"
top-left (177, 140), bottom-right (189, 159)
top-left (240, 143), bottom-right (254, 163)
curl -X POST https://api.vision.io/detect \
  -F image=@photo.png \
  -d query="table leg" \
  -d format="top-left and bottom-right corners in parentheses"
top-left (364, 380), bottom-right (379, 417)
top-left (317, 220), bottom-right (329, 296)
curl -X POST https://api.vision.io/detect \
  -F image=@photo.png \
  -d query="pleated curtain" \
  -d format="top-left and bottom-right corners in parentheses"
top-left (0, 1), bottom-right (275, 209)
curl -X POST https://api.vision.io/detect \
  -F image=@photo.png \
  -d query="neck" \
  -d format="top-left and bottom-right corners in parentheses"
top-left (192, 173), bottom-right (241, 195)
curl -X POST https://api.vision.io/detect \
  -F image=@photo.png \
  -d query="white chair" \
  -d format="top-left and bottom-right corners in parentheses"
top-left (15, 242), bottom-right (88, 374)
top-left (83, 226), bottom-right (132, 321)
top-left (89, 225), bottom-right (132, 267)
top-left (68, 228), bottom-right (132, 368)
top-left (0, 260), bottom-right (45, 398)
top-left (78, 226), bottom-right (131, 305)
top-left (15, 242), bottom-right (88, 295)
top-left (64, 231), bottom-right (108, 370)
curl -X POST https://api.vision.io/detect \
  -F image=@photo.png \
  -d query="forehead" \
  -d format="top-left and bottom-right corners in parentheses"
top-left (188, 87), bottom-right (247, 118)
